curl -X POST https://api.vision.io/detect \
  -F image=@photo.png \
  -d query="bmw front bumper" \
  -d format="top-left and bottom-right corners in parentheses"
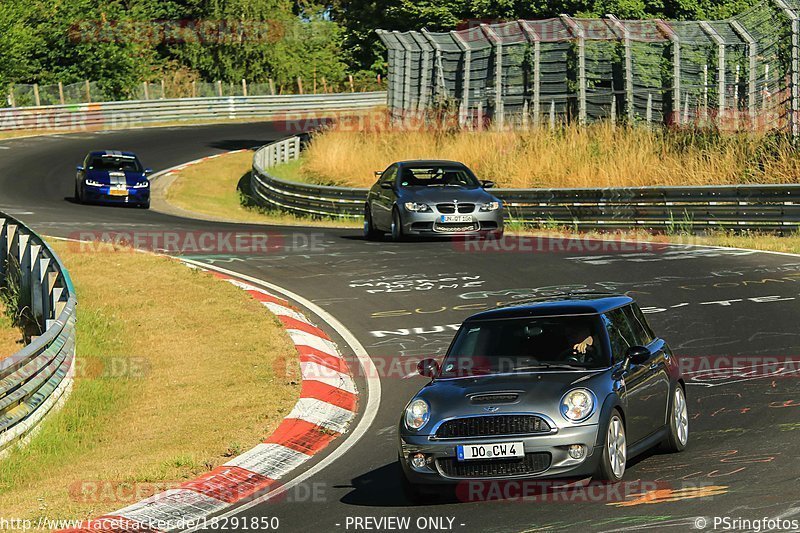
top-left (401, 209), bottom-right (504, 236)
top-left (398, 424), bottom-right (602, 485)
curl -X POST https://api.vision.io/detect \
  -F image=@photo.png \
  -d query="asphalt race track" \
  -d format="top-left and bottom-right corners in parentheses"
top-left (2, 124), bottom-right (800, 532)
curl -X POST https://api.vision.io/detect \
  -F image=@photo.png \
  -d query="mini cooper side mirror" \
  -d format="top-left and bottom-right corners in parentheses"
top-left (417, 358), bottom-right (440, 378)
top-left (380, 181), bottom-right (394, 190)
top-left (625, 346), bottom-right (651, 366)
top-left (481, 180), bottom-right (495, 189)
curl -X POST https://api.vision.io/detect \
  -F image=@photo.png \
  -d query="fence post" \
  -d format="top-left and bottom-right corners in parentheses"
top-left (85, 80), bottom-right (91, 103)
top-left (730, 20), bottom-right (757, 128)
top-left (519, 21), bottom-right (541, 128)
top-left (400, 35), bottom-right (413, 116)
top-left (560, 15), bottom-right (587, 125)
top-left (143, 81), bottom-right (149, 100)
top-left (242, 79), bottom-right (247, 97)
top-left (481, 24), bottom-right (504, 130)
top-left (415, 32), bottom-right (432, 114)
top-left (656, 21), bottom-right (681, 125)
top-left (33, 83), bottom-right (41, 107)
top-left (550, 100), bottom-right (556, 128)
top-left (700, 22), bottom-right (726, 122)
top-left (160, 79), bottom-right (166, 99)
top-left (734, 64), bottom-right (740, 128)
top-left (703, 64), bottom-right (709, 121)
top-left (451, 31), bottom-right (471, 128)
top-left (8, 86), bottom-right (15, 108)
top-left (216, 80), bottom-right (223, 97)
top-left (774, 0), bottom-right (799, 139)
top-left (58, 82), bottom-right (65, 105)
top-left (607, 15), bottom-right (634, 122)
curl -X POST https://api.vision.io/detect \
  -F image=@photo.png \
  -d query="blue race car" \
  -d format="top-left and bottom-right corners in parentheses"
top-left (75, 151), bottom-right (152, 208)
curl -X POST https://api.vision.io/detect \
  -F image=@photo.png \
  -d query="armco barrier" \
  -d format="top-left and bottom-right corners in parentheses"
top-left (250, 137), bottom-right (800, 231)
top-left (0, 213), bottom-right (77, 455)
top-left (0, 92), bottom-right (387, 132)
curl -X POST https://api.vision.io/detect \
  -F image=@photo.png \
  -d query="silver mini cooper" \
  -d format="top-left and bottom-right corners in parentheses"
top-left (398, 294), bottom-right (688, 499)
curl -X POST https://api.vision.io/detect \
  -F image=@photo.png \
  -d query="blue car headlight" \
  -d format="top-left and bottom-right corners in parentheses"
top-left (85, 179), bottom-right (104, 187)
top-left (132, 181), bottom-right (149, 188)
top-left (404, 202), bottom-right (431, 213)
top-left (479, 201), bottom-right (501, 212)
top-left (404, 398), bottom-right (430, 430)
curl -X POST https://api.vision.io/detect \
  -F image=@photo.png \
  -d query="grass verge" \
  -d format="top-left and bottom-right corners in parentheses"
top-left (0, 299), bottom-right (24, 359)
top-left (163, 150), bottom-right (358, 228)
top-left (0, 240), bottom-right (300, 521)
top-left (294, 123), bottom-right (800, 189)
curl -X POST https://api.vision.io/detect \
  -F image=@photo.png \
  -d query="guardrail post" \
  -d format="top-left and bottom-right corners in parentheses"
top-left (30, 243), bottom-right (44, 324)
top-left (0, 218), bottom-right (7, 281)
top-left (293, 137), bottom-right (301, 160)
top-left (42, 259), bottom-right (55, 327)
top-left (17, 231), bottom-right (32, 318)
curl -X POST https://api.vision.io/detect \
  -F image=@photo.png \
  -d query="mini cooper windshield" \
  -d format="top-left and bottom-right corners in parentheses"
top-left (440, 316), bottom-right (609, 377)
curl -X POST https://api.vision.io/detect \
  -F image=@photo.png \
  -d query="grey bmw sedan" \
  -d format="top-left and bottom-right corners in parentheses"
top-left (363, 160), bottom-right (504, 241)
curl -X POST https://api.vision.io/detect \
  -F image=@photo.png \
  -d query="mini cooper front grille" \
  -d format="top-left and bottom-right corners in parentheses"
top-left (434, 415), bottom-right (550, 439)
top-left (437, 203), bottom-right (475, 214)
top-left (437, 452), bottom-right (551, 478)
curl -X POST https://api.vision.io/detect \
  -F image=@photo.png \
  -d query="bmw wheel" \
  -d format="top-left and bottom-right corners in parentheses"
top-left (596, 409), bottom-right (626, 481)
top-left (363, 205), bottom-right (381, 240)
top-left (663, 385), bottom-right (689, 452)
top-left (390, 208), bottom-right (404, 242)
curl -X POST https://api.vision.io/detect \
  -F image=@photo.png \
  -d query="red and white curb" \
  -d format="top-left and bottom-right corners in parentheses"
top-left (62, 269), bottom-right (357, 532)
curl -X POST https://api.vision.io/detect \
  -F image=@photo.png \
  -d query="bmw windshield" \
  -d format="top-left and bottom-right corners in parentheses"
top-left (439, 315), bottom-right (609, 377)
top-left (398, 166), bottom-right (481, 188)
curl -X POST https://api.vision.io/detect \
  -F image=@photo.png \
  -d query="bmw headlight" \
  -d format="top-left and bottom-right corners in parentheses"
top-left (133, 181), bottom-right (149, 188)
top-left (479, 201), bottom-right (501, 212)
top-left (404, 202), bottom-right (431, 212)
top-left (404, 398), bottom-right (430, 430)
top-left (560, 389), bottom-right (595, 422)
top-left (85, 179), bottom-right (104, 187)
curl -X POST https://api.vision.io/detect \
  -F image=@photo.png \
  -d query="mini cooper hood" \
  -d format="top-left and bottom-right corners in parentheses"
top-left (86, 169), bottom-right (146, 186)
top-left (412, 370), bottom-right (609, 431)
top-left (398, 186), bottom-right (498, 204)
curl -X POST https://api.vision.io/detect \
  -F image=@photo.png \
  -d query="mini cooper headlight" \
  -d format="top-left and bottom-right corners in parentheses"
top-left (479, 201), bottom-right (501, 212)
top-left (85, 179), bottom-right (104, 187)
top-left (561, 388), bottom-right (595, 422)
top-left (405, 398), bottom-right (430, 430)
top-left (404, 202), bottom-right (431, 212)
top-left (133, 180), bottom-right (149, 188)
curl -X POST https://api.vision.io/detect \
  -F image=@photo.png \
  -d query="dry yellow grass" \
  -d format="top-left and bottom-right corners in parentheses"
top-left (0, 241), bottom-right (300, 521)
top-left (299, 124), bottom-right (800, 189)
top-left (0, 300), bottom-right (24, 360)
top-left (165, 150), bottom-right (358, 227)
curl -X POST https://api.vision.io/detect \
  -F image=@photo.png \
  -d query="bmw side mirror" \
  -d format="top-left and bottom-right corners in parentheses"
top-left (625, 346), bottom-right (651, 366)
top-left (380, 182), bottom-right (393, 190)
top-left (76, 165), bottom-right (84, 172)
top-left (144, 168), bottom-right (153, 175)
top-left (417, 358), bottom-right (440, 378)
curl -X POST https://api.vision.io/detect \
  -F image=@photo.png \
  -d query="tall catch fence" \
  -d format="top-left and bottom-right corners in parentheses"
top-left (377, 0), bottom-right (800, 134)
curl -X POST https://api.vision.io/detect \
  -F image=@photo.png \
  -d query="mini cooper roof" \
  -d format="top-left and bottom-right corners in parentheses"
top-left (467, 293), bottom-right (634, 321)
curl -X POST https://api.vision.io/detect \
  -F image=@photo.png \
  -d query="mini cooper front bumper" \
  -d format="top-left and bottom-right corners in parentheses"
top-left (398, 421), bottom-right (603, 485)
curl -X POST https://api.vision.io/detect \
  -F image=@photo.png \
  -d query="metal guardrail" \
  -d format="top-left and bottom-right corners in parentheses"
top-left (250, 136), bottom-right (800, 231)
top-left (0, 92), bottom-right (387, 132)
top-left (0, 214), bottom-right (77, 455)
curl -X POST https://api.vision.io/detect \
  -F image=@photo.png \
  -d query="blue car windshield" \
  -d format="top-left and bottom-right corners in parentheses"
top-left (88, 155), bottom-right (142, 172)
top-left (440, 316), bottom-right (608, 377)
top-left (399, 166), bottom-right (480, 188)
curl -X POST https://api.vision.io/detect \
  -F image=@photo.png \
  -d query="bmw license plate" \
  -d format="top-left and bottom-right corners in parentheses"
top-left (440, 215), bottom-right (473, 223)
top-left (457, 441), bottom-right (524, 461)
top-left (109, 188), bottom-right (128, 197)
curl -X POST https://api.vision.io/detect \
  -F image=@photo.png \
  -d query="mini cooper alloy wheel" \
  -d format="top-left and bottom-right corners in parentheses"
top-left (673, 387), bottom-right (689, 446)
top-left (607, 414), bottom-right (626, 479)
